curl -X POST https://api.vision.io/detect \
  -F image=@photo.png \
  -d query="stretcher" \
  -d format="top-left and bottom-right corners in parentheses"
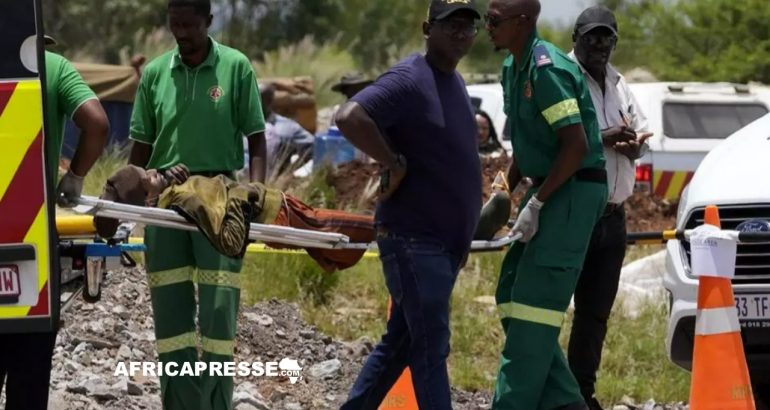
top-left (626, 229), bottom-right (770, 245)
top-left (66, 196), bottom-right (770, 308)
top-left (73, 195), bottom-right (524, 251)
top-left (64, 195), bottom-right (521, 305)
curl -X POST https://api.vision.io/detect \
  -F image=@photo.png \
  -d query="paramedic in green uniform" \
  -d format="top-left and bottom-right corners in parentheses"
top-left (127, 1), bottom-right (266, 409)
top-left (485, 0), bottom-right (608, 409)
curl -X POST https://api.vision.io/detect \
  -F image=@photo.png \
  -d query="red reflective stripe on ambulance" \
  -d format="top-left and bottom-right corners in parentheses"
top-left (680, 172), bottom-right (695, 197)
top-left (655, 171), bottom-right (673, 198)
top-left (0, 131), bottom-right (45, 242)
top-left (0, 83), bottom-right (17, 115)
top-left (26, 282), bottom-right (49, 316)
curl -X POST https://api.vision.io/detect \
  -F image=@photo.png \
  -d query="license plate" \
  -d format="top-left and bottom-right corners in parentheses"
top-left (735, 293), bottom-right (770, 321)
top-left (0, 264), bottom-right (21, 303)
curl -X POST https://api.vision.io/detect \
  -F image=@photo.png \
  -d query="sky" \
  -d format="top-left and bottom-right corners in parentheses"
top-left (540, 0), bottom-right (597, 26)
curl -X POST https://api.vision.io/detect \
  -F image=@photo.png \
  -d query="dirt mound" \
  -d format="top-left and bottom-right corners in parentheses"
top-left (625, 192), bottom-right (677, 233)
top-left (324, 157), bottom-right (677, 233)
top-left (326, 160), bottom-right (380, 211)
top-left (326, 156), bottom-right (513, 212)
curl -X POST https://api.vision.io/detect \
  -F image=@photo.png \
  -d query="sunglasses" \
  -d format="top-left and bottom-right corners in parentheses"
top-left (432, 19), bottom-right (480, 37)
top-left (483, 13), bottom-right (529, 28)
top-left (580, 34), bottom-right (618, 48)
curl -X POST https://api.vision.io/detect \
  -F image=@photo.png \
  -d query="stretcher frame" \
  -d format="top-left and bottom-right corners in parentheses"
top-left (74, 196), bottom-right (523, 252)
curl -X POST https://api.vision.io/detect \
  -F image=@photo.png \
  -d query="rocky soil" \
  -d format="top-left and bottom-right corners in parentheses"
top-left (0, 268), bottom-right (494, 410)
top-left (0, 265), bottom-right (698, 410)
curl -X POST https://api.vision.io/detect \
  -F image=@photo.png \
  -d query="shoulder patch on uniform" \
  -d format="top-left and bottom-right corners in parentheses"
top-left (533, 45), bottom-right (553, 68)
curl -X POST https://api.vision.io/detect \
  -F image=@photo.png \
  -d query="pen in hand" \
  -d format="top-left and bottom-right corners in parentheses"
top-left (618, 109), bottom-right (631, 128)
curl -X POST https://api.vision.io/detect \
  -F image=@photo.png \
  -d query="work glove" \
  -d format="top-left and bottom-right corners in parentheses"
top-left (512, 195), bottom-right (544, 242)
top-left (56, 169), bottom-right (84, 208)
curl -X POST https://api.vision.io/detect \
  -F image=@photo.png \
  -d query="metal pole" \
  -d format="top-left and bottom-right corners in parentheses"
top-left (627, 230), bottom-right (770, 245)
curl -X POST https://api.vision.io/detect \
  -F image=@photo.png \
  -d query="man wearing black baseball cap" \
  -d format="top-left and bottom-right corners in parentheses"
top-left (336, 0), bottom-right (481, 409)
top-left (566, 6), bottom-right (652, 410)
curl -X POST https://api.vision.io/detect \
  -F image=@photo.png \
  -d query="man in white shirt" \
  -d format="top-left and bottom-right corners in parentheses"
top-left (566, 6), bottom-right (653, 410)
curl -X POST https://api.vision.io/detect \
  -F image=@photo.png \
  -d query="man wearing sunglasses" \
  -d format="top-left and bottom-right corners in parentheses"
top-left (335, 0), bottom-right (482, 409)
top-left (485, 0), bottom-right (608, 409)
top-left (566, 7), bottom-right (652, 410)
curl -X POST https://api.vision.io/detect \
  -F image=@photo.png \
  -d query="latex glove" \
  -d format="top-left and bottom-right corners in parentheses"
top-left (512, 195), bottom-right (544, 242)
top-left (56, 169), bottom-right (84, 208)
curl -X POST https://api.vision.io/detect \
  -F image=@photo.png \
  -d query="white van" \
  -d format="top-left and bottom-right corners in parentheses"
top-left (467, 81), bottom-right (770, 201)
top-left (629, 82), bottom-right (770, 200)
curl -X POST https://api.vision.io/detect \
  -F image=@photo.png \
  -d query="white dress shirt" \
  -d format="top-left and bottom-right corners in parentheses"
top-left (569, 51), bottom-right (649, 204)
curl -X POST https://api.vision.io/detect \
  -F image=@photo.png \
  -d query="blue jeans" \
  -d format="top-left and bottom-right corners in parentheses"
top-left (341, 233), bottom-right (462, 410)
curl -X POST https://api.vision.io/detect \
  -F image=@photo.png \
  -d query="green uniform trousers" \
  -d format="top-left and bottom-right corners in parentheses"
top-left (493, 180), bottom-right (607, 410)
top-left (145, 226), bottom-right (243, 410)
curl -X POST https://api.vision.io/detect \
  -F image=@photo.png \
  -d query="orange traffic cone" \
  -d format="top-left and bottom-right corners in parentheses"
top-left (380, 298), bottom-right (419, 410)
top-left (689, 205), bottom-right (755, 409)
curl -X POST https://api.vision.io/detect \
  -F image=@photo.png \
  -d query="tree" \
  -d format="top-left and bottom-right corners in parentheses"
top-left (217, 0), bottom-right (346, 60)
top-left (601, 0), bottom-right (770, 84)
top-left (43, 0), bottom-right (168, 64)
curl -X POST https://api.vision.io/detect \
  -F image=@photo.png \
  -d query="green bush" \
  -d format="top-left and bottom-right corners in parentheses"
top-left (252, 37), bottom-right (358, 109)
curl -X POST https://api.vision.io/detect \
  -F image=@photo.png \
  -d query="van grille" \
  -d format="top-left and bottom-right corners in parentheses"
top-left (683, 204), bottom-right (770, 283)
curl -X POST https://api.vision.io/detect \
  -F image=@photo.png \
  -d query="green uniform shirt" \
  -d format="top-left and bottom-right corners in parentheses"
top-left (130, 38), bottom-right (265, 172)
top-left (502, 32), bottom-right (605, 178)
top-left (44, 51), bottom-right (98, 182)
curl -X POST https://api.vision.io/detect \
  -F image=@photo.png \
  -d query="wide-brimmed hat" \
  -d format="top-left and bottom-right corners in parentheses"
top-left (331, 72), bottom-right (373, 93)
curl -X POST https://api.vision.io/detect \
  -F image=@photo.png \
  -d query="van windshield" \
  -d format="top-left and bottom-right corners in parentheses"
top-left (663, 102), bottom-right (768, 139)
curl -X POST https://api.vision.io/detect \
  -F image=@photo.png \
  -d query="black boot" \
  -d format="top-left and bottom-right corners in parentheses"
top-left (473, 190), bottom-right (511, 240)
top-left (554, 402), bottom-right (589, 410)
top-left (585, 396), bottom-right (604, 410)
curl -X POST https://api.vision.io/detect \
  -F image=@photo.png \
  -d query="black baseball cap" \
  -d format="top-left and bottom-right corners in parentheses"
top-left (574, 6), bottom-right (618, 37)
top-left (428, 0), bottom-right (481, 21)
top-left (168, 0), bottom-right (211, 14)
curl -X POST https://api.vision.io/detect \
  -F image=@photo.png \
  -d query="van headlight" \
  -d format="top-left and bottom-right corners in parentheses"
top-left (676, 186), bottom-right (689, 224)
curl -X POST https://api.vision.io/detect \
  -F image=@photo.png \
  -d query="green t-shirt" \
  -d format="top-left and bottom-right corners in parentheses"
top-left (129, 38), bottom-right (265, 172)
top-left (44, 51), bottom-right (98, 183)
top-left (501, 32), bottom-right (605, 178)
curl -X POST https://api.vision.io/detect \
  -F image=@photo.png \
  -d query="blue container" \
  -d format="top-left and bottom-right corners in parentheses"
top-left (313, 126), bottom-right (357, 170)
top-left (62, 101), bottom-right (133, 158)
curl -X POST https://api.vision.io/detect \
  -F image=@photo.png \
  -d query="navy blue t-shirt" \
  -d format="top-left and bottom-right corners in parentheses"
top-left (352, 53), bottom-right (482, 256)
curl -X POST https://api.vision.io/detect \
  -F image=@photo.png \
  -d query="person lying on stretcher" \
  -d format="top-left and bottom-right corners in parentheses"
top-left (94, 164), bottom-right (375, 271)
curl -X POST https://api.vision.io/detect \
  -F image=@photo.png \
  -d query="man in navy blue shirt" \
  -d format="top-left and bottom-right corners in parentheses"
top-left (335, 1), bottom-right (482, 408)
